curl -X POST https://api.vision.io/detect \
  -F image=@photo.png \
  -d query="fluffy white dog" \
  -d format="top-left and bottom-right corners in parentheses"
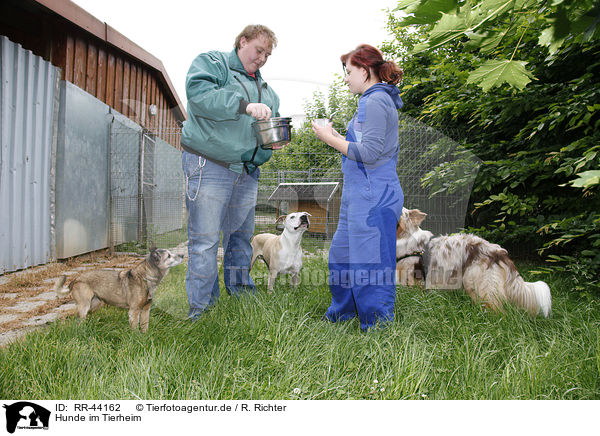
top-left (396, 208), bottom-right (552, 317)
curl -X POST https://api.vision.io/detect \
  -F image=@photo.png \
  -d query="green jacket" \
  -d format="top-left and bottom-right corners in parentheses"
top-left (181, 49), bottom-right (280, 173)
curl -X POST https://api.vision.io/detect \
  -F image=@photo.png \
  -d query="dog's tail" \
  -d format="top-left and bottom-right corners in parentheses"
top-left (507, 274), bottom-right (552, 318)
top-left (462, 255), bottom-right (552, 317)
top-left (524, 280), bottom-right (552, 318)
top-left (54, 275), bottom-right (71, 297)
top-left (250, 236), bottom-right (259, 271)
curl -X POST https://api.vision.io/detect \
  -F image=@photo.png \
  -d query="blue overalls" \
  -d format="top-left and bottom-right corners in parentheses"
top-left (325, 87), bottom-right (404, 331)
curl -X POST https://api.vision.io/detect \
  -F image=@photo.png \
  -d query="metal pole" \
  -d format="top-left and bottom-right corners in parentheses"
top-left (138, 130), bottom-right (145, 242)
top-left (107, 112), bottom-right (115, 254)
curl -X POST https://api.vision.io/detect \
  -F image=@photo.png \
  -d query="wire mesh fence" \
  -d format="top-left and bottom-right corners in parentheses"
top-left (396, 114), bottom-right (478, 236)
top-left (257, 114), bottom-right (479, 254)
top-left (109, 121), bottom-right (186, 252)
top-left (108, 114), bottom-right (479, 256)
top-left (109, 120), bottom-right (142, 247)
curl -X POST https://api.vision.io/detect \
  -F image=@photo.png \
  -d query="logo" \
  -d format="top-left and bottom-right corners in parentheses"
top-left (3, 402), bottom-right (50, 434)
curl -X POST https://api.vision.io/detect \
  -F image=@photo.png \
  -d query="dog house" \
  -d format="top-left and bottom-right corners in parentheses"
top-left (268, 182), bottom-right (341, 238)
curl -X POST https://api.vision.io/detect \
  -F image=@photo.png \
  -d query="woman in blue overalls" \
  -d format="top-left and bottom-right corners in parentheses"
top-left (312, 44), bottom-right (404, 330)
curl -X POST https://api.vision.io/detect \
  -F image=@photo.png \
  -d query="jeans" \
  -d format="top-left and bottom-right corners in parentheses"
top-left (182, 151), bottom-right (259, 319)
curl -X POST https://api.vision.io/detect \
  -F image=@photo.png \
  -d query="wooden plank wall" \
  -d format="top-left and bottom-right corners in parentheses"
top-left (51, 26), bottom-right (181, 149)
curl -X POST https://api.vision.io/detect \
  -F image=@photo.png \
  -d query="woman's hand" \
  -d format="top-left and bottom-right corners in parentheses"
top-left (312, 121), bottom-right (349, 156)
top-left (311, 121), bottom-right (335, 144)
top-left (246, 103), bottom-right (272, 120)
top-left (332, 129), bottom-right (344, 139)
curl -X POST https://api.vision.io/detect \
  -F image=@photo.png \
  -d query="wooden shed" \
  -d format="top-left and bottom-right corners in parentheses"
top-left (0, 0), bottom-right (185, 148)
top-left (1, 0), bottom-right (187, 268)
top-left (268, 182), bottom-right (341, 238)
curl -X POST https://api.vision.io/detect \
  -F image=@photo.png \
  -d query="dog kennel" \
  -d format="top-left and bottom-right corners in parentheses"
top-left (268, 182), bottom-right (341, 238)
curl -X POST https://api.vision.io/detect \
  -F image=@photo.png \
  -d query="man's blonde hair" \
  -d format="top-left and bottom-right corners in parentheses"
top-left (234, 24), bottom-right (277, 49)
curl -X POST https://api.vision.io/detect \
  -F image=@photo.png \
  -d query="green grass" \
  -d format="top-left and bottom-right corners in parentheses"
top-left (1, 258), bottom-right (599, 400)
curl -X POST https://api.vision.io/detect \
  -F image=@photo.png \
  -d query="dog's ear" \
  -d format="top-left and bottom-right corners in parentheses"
top-left (150, 249), bottom-right (161, 265)
top-left (409, 209), bottom-right (427, 226)
top-left (302, 212), bottom-right (312, 216)
top-left (275, 215), bottom-right (286, 224)
top-left (150, 240), bottom-right (157, 251)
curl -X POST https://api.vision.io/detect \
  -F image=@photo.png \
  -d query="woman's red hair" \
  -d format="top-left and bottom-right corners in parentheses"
top-left (341, 44), bottom-right (403, 85)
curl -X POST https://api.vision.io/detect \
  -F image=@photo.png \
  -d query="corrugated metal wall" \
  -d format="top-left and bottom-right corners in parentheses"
top-left (0, 36), bottom-right (60, 273)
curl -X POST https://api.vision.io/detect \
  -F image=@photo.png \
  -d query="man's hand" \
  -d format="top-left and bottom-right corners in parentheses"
top-left (246, 103), bottom-right (272, 120)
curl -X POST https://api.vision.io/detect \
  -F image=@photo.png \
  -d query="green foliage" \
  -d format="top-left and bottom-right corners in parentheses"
top-left (536, 212), bottom-right (600, 295)
top-left (394, 0), bottom-right (600, 90)
top-left (568, 170), bottom-right (600, 189)
top-left (383, 2), bottom-right (600, 288)
top-left (466, 59), bottom-right (534, 91)
top-left (262, 78), bottom-right (357, 179)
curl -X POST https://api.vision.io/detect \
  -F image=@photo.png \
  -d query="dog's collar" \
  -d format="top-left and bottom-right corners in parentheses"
top-left (396, 251), bottom-right (424, 262)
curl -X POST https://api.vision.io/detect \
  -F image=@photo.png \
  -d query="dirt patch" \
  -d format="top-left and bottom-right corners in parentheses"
top-left (0, 251), bottom-right (145, 344)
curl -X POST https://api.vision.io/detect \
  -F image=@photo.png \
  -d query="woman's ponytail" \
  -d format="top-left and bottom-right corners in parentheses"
top-left (341, 44), bottom-right (403, 86)
top-left (378, 60), bottom-right (403, 85)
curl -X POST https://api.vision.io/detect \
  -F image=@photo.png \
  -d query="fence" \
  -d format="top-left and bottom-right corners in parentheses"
top-left (107, 114), bottom-right (479, 255)
top-left (256, 114), bottom-right (479, 254)
top-left (109, 121), bottom-right (186, 252)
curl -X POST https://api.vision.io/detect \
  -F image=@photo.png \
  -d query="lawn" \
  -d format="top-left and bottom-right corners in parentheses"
top-left (1, 257), bottom-right (598, 400)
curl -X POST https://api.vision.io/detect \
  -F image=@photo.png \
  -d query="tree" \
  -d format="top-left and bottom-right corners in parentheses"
top-left (394, 0), bottom-right (600, 90)
top-left (384, 1), bottom-right (600, 292)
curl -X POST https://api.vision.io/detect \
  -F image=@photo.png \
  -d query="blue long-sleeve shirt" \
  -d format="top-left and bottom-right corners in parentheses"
top-left (346, 83), bottom-right (403, 167)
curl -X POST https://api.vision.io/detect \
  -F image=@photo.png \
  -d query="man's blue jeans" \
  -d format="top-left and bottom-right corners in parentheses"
top-left (182, 151), bottom-right (259, 319)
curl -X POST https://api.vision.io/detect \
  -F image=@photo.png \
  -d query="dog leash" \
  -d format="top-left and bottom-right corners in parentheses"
top-left (396, 250), bottom-right (429, 280)
top-left (396, 251), bottom-right (424, 262)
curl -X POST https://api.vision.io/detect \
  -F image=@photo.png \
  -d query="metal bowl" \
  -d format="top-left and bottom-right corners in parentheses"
top-left (252, 117), bottom-right (292, 149)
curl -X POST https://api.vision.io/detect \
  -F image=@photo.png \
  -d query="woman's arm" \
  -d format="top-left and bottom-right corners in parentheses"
top-left (312, 123), bottom-right (349, 155)
top-left (346, 96), bottom-right (388, 164)
top-left (313, 96), bottom-right (391, 162)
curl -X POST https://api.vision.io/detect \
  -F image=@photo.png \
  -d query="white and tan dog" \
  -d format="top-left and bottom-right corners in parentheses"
top-left (251, 212), bottom-right (310, 291)
top-left (396, 207), bottom-right (552, 317)
top-left (396, 208), bottom-right (433, 286)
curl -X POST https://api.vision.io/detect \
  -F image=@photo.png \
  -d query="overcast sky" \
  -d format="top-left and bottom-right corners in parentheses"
top-left (71, 0), bottom-right (399, 116)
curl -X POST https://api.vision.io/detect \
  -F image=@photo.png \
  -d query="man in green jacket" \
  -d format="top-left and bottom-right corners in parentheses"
top-left (181, 24), bottom-right (280, 320)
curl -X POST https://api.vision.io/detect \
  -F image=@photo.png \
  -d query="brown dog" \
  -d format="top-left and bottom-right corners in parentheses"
top-left (54, 246), bottom-right (182, 332)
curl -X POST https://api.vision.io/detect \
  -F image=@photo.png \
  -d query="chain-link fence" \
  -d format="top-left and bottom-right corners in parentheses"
top-left (257, 114), bottom-right (479, 254)
top-left (396, 114), bottom-right (478, 235)
top-left (109, 120), bottom-right (186, 252)
top-left (108, 114), bottom-right (479, 255)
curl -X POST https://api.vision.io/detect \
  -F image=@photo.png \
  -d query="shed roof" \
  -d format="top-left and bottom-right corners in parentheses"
top-left (31, 0), bottom-right (186, 120)
top-left (268, 182), bottom-right (340, 202)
